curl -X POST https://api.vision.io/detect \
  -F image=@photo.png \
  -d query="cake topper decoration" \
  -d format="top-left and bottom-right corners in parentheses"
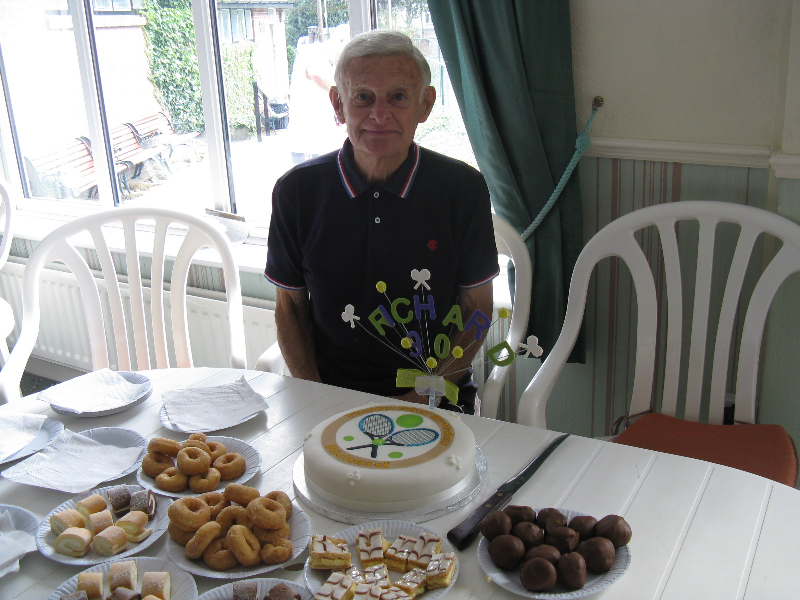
top-left (346, 412), bottom-right (440, 459)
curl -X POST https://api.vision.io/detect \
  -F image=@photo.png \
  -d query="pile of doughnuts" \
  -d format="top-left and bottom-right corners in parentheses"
top-left (141, 433), bottom-right (247, 493)
top-left (167, 482), bottom-right (294, 571)
top-left (481, 505), bottom-right (632, 593)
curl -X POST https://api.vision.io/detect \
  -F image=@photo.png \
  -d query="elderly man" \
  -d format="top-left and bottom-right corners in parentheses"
top-left (265, 30), bottom-right (498, 413)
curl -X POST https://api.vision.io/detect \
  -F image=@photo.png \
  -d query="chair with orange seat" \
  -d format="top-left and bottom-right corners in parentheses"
top-left (517, 200), bottom-right (798, 487)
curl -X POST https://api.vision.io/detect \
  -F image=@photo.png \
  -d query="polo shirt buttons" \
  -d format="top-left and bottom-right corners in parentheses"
top-left (375, 217), bottom-right (381, 224)
top-left (373, 191), bottom-right (380, 198)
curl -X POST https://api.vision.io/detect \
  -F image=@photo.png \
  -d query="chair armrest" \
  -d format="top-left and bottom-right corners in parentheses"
top-left (255, 341), bottom-right (286, 374)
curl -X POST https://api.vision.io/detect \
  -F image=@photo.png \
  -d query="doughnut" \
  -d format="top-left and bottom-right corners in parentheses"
top-left (203, 537), bottom-right (239, 570)
top-left (177, 447), bottom-right (212, 475)
top-left (265, 490), bottom-right (293, 518)
top-left (260, 538), bottom-right (293, 565)
top-left (168, 497), bottom-right (211, 532)
top-left (189, 432), bottom-right (207, 442)
top-left (168, 522), bottom-right (196, 545)
top-left (198, 491), bottom-right (230, 520)
top-left (246, 497), bottom-right (286, 530)
top-left (147, 437), bottom-right (181, 456)
top-left (213, 453), bottom-right (246, 480)
top-left (189, 468), bottom-right (222, 493)
top-left (253, 522), bottom-right (291, 545)
top-left (206, 441), bottom-right (228, 462)
top-left (180, 439), bottom-right (211, 455)
top-left (185, 520), bottom-right (222, 560)
top-left (215, 505), bottom-right (252, 536)
top-left (155, 467), bottom-right (189, 492)
top-left (224, 483), bottom-right (260, 506)
top-left (227, 524), bottom-right (262, 566)
top-left (141, 452), bottom-right (175, 478)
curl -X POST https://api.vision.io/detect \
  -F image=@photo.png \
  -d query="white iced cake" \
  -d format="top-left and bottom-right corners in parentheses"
top-left (303, 404), bottom-right (476, 512)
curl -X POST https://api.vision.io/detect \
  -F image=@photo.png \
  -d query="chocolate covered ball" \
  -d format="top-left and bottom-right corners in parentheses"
top-left (536, 507), bottom-right (567, 532)
top-left (488, 534), bottom-right (526, 570)
top-left (481, 510), bottom-right (512, 541)
top-left (578, 536), bottom-right (616, 573)
top-left (595, 515), bottom-right (632, 549)
top-left (569, 515), bottom-right (597, 541)
top-left (520, 557), bottom-right (557, 592)
top-left (557, 552), bottom-right (587, 589)
top-left (545, 525), bottom-right (580, 554)
top-left (524, 544), bottom-right (561, 566)
top-left (503, 505), bottom-right (537, 527)
top-left (512, 521), bottom-right (544, 549)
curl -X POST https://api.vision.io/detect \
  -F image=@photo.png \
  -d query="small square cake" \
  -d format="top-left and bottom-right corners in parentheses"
top-left (395, 568), bottom-right (426, 597)
top-left (309, 535), bottom-right (351, 570)
top-left (357, 528), bottom-right (388, 568)
top-left (425, 552), bottom-right (456, 589)
top-left (383, 535), bottom-right (417, 572)
top-left (377, 587), bottom-right (413, 600)
top-left (352, 583), bottom-right (383, 600)
top-left (333, 564), bottom-right (364, 584)
top-left (313, 572), bottom-right (356, 600)
top-left (362, 564), bottom-right (391, 589)
top-left (407, 533), bottom-right (442, 570)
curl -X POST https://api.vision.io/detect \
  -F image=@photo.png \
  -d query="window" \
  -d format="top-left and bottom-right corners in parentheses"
top-left (0, 0), bottom-right (472, 232)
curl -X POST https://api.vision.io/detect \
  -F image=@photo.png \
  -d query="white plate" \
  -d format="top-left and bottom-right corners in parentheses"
top-left (135, 436), bottom-right (262, 498)
top-left (49, 372), bottom-right (153, 417)
top-left (167, 502), bottom-right (312, 579)
top-left (0, 503), bottom-right (39, 561)
top-left (47, 556), bottom-right (197, 600)
top-left (37, 484), bottom-right (171, 566)
top-left (80, 427), bottom-right (148, 480)
top-left (476, 509), bottom-right (632, 599)
top-left (0, 417), bottom-right (64, 465)
top-left (159, 403), bottom-right (267, 433)
top-left (197, 578), bottom-right (312, 600)
top-left (304, 520), bottom-right (458, 598)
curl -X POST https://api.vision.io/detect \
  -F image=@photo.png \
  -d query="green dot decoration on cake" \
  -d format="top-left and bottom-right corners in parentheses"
top-left (388, 452), bottom-right (403, 459)
top-left (343, 435), bottom-right (354, 441)
top-left (396, 414), bottom-right (424, 428)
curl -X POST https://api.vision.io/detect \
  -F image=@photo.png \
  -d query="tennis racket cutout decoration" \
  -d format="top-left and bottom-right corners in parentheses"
top-left (347, 414), bottom-right (440, 458)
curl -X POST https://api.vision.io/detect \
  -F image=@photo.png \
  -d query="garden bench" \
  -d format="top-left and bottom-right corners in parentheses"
top-left (25, 137), bottom-right (98, 198)
top-left (110, 123), bottom-right (171, 177)
top-left (128, 112), bottom-right (199, 160)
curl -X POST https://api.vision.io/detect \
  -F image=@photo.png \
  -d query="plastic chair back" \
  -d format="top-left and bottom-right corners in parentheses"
top-left (0, 180), bottom-right (15, 366)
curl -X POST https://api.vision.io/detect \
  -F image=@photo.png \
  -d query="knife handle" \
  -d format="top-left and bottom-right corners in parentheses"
top-left (446, 490), bottom-right (511, 551)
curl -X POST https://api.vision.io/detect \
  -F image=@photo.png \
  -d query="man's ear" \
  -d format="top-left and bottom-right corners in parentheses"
top-left (330, 86), bottom-right (346, 123)
top-left (419, 86), bottom-right (436, 123)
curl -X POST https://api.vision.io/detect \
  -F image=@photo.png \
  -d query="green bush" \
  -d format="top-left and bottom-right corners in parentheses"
top-left (221, 43), bottom-right (257, 133)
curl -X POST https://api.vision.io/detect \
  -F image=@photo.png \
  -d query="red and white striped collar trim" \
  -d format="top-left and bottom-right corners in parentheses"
top-left (336, 140), bottom-right (421, 199)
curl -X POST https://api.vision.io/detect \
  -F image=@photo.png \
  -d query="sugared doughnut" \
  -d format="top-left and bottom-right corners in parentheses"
top-left (168, 497), bottom-right (211, 532)
top-left (224, 483), bottom-right (260, 506)
top-left (155, 467), bottom-right (189, 492)
top-left (206, 441), bottom-right (227, 462)
top-left (141, 452), bottom-right (175, 478)
top-left (246, 497), bottom-right (286, 530)
top-left (147, 437), bottom-right (181, 456)
top-left (253, 522), bottom-right (291, 546)
top-left (216, 505), bottom-right (252, 536)
top-left (189, 468), bottom-right (222, 493)
top-left (185, 520), bottom-right (223, 560)
top-left (168, 522), bottom-right (195, 545)
top-left (260, 538), bottom-right (292, 565)
top-left (227, 524), bottom-right (262, 566)
top-left (189, 432), bottom-right (207, 442)
top-left (203, 537), bottom-right (239, 570)
top-left (213, 453), bottom-right (246, 480)
top-left (180, 439), bottom-right (211, 455)
top-left (177, 447), bottom-right (212, 476)
top-left (265, 491), bottom-right (293, 518)
top-left (198, 491), bottom-right (230, 520)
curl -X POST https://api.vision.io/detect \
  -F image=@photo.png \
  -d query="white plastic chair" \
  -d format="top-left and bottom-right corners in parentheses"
top-left (0, 180), bottom-right (15, 366)
top-left (256, 214), bottom-right (532, 418)
top-left (0, 207), bottom-right (246, 403)
top-left (518, 201), bottom-right (798, 486)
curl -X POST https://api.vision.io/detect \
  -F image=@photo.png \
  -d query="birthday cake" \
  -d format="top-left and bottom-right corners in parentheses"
top-left (302, 404), bottom-right (477, 512)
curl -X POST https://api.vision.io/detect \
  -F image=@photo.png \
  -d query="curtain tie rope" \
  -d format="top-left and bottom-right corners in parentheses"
top-left (521, 96), bottom-right (604, 242)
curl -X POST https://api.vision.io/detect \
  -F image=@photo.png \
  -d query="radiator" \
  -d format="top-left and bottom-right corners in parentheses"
top-left (0, 260), bottom-right (278, 374)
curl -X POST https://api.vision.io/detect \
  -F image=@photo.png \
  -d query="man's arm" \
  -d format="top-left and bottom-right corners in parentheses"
top-left (275, 287), bottom-right (322, 382)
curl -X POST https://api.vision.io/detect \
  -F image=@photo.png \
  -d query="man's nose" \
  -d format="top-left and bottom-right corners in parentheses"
top-left (369, 98), bottom-right (392, 122)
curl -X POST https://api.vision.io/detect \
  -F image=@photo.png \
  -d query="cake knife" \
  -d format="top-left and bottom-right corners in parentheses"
top-left (446, 432), bottom-right (570, 551)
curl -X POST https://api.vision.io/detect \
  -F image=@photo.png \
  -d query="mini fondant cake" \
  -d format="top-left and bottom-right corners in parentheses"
top-left (303, 404), bottom-right (477, 512)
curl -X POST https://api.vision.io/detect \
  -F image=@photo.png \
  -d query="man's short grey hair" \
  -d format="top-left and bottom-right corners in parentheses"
top-left (334, 30), bottom-right (432, 91)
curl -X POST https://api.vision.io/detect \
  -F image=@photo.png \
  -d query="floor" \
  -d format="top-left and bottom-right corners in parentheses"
top-left (20, 372), bottom-right (57, 395)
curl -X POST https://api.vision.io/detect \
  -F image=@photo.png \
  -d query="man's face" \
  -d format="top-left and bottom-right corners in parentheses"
top-left (331, 55), bottom-right (435, 171)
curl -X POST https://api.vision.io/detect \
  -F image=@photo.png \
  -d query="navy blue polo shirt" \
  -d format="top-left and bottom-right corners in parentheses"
top-left (265, 139), bottom-right (499, 397)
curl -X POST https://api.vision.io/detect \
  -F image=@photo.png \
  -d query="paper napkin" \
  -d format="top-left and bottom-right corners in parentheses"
top-left (0, 413), bottom-right (47, 463)
top-left (0, 510), bottom-right (36, 578)
top-left (161, 376), bottom-right (269, 432)
top-left (37, 368), bottom-right (150, 414)
top-left (1, 430), bottom-right (142, 493)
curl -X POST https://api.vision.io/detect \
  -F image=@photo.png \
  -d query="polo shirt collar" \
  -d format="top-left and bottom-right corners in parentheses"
top-left (336, 138), bottom-right (421, 199)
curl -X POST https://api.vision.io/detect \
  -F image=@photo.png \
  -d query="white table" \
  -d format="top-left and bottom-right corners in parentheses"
top-left (0, 367), bottom-right (796, 599)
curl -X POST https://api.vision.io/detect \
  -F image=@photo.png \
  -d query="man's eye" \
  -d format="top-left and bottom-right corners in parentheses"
top-left (355, 93), bottom-right (370, 102)
top-left (393, 93), bottom-right (407, 101)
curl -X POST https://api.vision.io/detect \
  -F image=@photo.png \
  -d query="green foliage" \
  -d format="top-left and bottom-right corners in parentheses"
top-left (286, 44), bottom-right (297, 78)
top-left (285, 0), bottom-right (348, 51)
top-left (221, 44), bottom-right (258, 133)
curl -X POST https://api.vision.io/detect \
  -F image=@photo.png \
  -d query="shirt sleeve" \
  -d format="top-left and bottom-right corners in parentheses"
top-left (265, 175), bottom-right (307, 290)
top-left (457, 170), bottom-right (500, 288)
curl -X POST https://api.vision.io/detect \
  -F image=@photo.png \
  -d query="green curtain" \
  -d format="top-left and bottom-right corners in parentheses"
top-left (429, 0), bottom-right (585, 362)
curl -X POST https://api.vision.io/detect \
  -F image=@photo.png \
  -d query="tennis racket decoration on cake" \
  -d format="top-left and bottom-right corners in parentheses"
top-left (347, 413), bottom-right (440, 458)
top-left (341, 269), bottom-right (542, 408)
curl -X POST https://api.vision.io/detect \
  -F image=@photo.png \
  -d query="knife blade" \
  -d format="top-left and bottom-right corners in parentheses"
top-left (446, 432), bottom-right (570, 551)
